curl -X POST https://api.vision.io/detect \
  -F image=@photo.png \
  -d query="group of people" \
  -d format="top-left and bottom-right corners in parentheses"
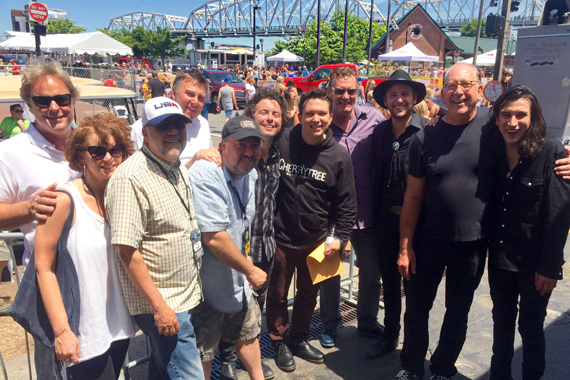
top-left (1, 57), bottom-right (569, 380)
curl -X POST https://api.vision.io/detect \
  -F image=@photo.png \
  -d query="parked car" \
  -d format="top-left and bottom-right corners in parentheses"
top-left (201, 69), bottom-right (247, 113)
top-left (288, 63), bottom-right (387, 93)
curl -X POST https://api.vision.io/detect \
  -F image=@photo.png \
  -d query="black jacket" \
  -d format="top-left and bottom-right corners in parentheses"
top-left (274, 124), bottom-right (357, 249)
top-left (489, 139), bottom-right (570, 279)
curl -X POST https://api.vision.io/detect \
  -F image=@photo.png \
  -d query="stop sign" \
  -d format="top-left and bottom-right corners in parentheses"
top-left (29, 3), bottom-right (48, 23)
top-left (454, 50), bottom-right (461, 58)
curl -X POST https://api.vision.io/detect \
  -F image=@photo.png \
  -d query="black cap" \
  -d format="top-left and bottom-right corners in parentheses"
top-left (373, 69), bottom-right (427, 109)
top-left (222, 115), bottom-right (264, 141)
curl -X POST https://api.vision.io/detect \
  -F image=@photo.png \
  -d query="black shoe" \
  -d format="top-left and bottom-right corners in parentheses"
top-left (273, 342), bottom-right (296, 372)
top-left (289, 340), bottom-right (325, 364)
top-left (262, 361), bottom-right (275, 379)
top-left (218, 362), bottom-right (238, 380)
top-left (357, 325), bottom-right (385, 339)
top-left (367, 337), bottom-right (398, 359)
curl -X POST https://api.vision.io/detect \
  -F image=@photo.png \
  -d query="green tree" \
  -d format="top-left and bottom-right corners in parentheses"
top-left (46, 17), bottom-right (86, 34)
top-left (269, 10), bottom-right (385, 65)
top-left (97, 26), bottom-right (185, 62)
top-left (460, 18), bottom-right (487, 37)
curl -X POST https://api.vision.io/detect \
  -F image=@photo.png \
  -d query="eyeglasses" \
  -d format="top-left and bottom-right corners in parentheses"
top-left (31, 94), bottom-right (72, 108)
top-left (82, 144), bottom-right (125, 160)
top-left (331, 87), bottom-right (357, 96)
top-left (155, 120), bottom-right (187, 132)
top-left (12, 109), bottom-right (23, 114)
top-left (444, 81), bottom-right (480, 91)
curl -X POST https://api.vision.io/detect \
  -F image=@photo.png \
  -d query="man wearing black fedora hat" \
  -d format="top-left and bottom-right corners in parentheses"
top-left (368, 69), bottom-right (428, 361)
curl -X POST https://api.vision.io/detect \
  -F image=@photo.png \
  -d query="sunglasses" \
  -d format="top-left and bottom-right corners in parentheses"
top-left (82, 144), bottom-right (125, 160)
top-left (155, 120), bottom-right (187, 132)
top-left (331, 87), bottom-right (357, 96)
top-left (31, 94), bottom-right (72, 108)
top-left (12, 109), bottom-right (23, 113)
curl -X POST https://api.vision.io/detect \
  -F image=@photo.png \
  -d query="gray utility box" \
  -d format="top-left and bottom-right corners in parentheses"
top-left (513, 24), bottom-right (570, 143)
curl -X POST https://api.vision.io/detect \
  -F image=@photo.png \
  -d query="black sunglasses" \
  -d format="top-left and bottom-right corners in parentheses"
top-left (12, 109), bottom-right (24, 113)
top-left (82, 144), bottom-right (125, 160)
top-left (155, 120), bottom-right (187, 132)
top-left (31, 94), bottom-right (72, 108)
top-left (331, 87), bottom-right (357, 96)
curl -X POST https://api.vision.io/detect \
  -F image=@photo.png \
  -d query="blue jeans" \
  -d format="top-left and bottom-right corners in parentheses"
top-left (224, 110), bottom-right (233, 119)
top-left (133, 311), bottom-right (205, 380)
top-left (319, 276), bottom-right (341, 329)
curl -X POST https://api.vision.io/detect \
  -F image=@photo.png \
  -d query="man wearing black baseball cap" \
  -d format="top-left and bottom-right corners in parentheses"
top-left (368, 70), bottom-right (428, 360)
top-left (189, 115), bottom-right (266, 380)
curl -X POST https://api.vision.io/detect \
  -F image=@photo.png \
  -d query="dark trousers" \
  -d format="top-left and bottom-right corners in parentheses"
top-left (267, 244), bottom-right (320, 344)
top-left (67, 339), bottom-right (130, 380)
top-left (352, 226), bottom-right (383, 331)
top-left (400, 237), bottom-right (487, 377)
top-left (488, 265), bottom-right (552, 380)
top-left (319, 275), bottom-right (341, 329)
top-left (377, 226), bottom-right (405, 342)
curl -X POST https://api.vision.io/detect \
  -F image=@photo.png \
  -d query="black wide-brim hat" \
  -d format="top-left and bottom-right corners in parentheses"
top-left (373, 69), bottom-right (427, 109)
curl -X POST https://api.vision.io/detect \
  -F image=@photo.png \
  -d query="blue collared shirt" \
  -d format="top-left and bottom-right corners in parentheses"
top-left (189, 160), bottom-right (258, 313)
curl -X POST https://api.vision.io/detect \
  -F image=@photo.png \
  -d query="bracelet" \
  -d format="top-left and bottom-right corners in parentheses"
top-left (54, 326), bottom-right (67, 338)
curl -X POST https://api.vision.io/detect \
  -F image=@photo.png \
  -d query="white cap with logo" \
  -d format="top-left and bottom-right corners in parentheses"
top-left (141, 97), bottom-right (191, 126)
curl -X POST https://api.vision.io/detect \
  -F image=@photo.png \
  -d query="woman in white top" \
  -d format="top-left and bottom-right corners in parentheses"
top-left (35, 113), bottom-right (135, 380)
top-left (245, 76), bottom-right (256, 102)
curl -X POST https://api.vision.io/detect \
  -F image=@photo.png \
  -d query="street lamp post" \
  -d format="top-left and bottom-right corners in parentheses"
top-left (367, 0), bottom-right (375, 76)
top-left (252, 3), bottom-right (260, 67)
top-left (317, 0), bottom-right (321, 67)
top-left (385, 0), bottom-right (392, 54)
top-left (405, 22), bottom-right (412, 44)
top-left (343, 0), bottom-right (349, 62)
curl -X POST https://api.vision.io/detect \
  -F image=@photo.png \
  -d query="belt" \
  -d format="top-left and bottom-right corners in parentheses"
top-left (389, 206), bottom-right (402, 215)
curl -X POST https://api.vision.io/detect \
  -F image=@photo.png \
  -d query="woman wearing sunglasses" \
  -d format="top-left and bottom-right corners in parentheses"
top-left (34, 112), bottom-right (135, 380)
top-left (0, 104), bottom-right (29, 139)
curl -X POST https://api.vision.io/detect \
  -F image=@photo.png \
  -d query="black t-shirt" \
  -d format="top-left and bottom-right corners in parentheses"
top-left (408, 108), bottom-right (496, 241)
top-left (148, 79), bottom-right (165, 98)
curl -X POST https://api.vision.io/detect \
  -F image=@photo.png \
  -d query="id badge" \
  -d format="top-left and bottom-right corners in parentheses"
top-left (242, 223), bottom-right (251, 257)
top-left (191, 230), bottom-right (203, 260)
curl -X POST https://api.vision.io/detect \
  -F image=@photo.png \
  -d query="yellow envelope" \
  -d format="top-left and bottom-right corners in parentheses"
top-left (306, 242), bottom-right (344, 285)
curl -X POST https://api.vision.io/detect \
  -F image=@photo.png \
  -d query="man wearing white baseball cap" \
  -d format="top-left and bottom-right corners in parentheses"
top-left (106, 97), bottom-right (205, 379)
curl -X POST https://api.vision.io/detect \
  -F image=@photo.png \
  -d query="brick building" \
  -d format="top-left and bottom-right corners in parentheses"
top-left (372, 4), bottom-right (461, 67)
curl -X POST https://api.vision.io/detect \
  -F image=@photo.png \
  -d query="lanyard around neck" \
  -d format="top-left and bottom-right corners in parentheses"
top-left (142, 149), bottom-right (191, 216)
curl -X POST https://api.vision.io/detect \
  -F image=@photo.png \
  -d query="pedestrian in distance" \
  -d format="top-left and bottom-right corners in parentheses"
top-left (217, 78), bottom-right (239, 123)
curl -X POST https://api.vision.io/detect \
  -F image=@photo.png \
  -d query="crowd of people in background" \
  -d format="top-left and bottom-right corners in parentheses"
top-left (1, 57), bottom-right (569, 380)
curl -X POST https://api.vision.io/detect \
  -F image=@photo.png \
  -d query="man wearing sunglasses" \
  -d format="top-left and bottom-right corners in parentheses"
top-left (106, 97), bottom-right (205, 380)
top-left (0, 58), bottom-right (81, 380)
top-left (318, 66), bottom-right (385, 350)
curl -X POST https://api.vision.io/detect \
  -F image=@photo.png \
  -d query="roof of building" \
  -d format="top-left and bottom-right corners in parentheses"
top-left (449, 36), bottom-right (516, 55)
top-left (372, 4), bottom-right (461, 52)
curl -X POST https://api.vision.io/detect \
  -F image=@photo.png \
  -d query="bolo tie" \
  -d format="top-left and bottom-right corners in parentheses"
top-left (387, 141), bottom-right (404, 189)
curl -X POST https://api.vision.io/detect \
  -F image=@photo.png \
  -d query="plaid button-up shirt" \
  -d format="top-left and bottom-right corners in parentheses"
top-left (105, 145), bottom-right (202, 315)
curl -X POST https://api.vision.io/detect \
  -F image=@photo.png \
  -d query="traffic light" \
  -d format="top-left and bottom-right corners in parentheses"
top-left (490, 0), bottom-right (498, 6)
top-left (511, 0), bottom-right (520, 12)
top-left (486, 13), bottom-right (506, 36)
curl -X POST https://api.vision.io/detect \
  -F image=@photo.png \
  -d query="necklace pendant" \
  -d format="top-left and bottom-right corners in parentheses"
top-left (392, 142), bottom-right (400, 151)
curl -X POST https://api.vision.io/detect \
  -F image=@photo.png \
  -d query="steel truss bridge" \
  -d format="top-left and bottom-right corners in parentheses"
top-left (107, 0), bottom-right (544, 38)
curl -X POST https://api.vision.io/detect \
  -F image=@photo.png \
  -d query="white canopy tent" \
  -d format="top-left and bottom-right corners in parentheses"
top-left (0, 31), bottom-right (132, 56)
top-left (267, 49), bottom-right (304, 62)
top-left (377, 42), bottom-right (439, 62)
top-left (462, 49), bottom-right (500, 66)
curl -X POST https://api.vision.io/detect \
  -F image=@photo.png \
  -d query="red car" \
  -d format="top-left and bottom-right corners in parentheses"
top-left (201, 69), bottom-right (247, 113)
top-left (288, 63), bottom-right (387, 93)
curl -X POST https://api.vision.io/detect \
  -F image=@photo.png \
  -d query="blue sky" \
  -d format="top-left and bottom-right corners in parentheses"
top-left (0, 0), bottom-right (290, 52)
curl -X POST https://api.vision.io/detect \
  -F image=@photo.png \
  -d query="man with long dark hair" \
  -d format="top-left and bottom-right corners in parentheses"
top-left (488, 85), bottom-right (570, 380)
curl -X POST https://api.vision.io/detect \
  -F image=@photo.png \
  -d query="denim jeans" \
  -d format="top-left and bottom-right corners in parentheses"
top-left (400, 237), bottom-right (487, 378)
top-left (319, 276), bottom-right (342, 329)
top-left (133, 311), bottom-right (205, 380)
top-left (488, 266), bottom-right (552, 380)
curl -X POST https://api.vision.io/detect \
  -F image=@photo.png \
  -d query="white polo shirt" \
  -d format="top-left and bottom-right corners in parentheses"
top-left (0, 124), bottom-right (80, 253)
top-left (130, 114), bottom-right (212, 166)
